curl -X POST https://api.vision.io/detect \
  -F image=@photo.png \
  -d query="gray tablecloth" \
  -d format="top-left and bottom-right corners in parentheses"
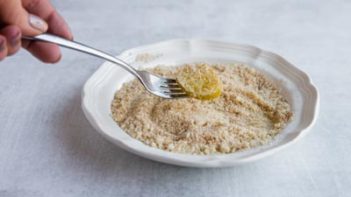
top-left (0, 0), bottom-right (350, 196)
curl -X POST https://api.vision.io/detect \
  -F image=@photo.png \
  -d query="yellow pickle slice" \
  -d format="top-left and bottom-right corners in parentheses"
top-left (176, 63), bottom-right (223, 100)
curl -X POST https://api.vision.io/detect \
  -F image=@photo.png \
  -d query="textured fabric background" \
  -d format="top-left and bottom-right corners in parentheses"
top-left (0, 0), bottom-right (350, 196)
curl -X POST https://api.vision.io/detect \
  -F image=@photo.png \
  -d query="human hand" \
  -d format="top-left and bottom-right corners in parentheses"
top-left (0, 0), bottom-right (73, 63)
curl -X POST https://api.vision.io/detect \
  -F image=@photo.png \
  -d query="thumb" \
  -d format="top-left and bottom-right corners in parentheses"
top-left (0, 0), bottom-right (48, 36)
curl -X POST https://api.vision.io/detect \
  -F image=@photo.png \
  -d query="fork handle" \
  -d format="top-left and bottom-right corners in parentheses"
top-left (22, 33), bottom-right (140, 78)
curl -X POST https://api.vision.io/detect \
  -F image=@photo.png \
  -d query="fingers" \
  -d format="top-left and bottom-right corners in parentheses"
top-left (0, 25), bottom-right (21, 56)
top-left (0, 0), bottom-right (48, 36)
top-left (21, 0), bottom-right (73, 63)
top-left (23, 0), bottom-right (72, 39)
top-left (0, 0), bottom-right (48, 61)
top-left (22, 12), bottom-right (67, 63)
top-left (23, 42), bottom-right (61, 63)
top-left (0, 0), bottom-right (73, 63)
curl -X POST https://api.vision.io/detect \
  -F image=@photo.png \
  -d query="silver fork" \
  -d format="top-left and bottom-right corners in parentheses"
top-left (22, 34), bottom-right (187, 99)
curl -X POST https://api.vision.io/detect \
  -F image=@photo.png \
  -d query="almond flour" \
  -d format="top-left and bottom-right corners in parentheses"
top-left (111, 63), bottom-right (292, 155)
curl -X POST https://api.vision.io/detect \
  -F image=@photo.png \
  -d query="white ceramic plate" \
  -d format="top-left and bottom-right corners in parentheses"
top-left (82, 39), bottom-right (319, 167)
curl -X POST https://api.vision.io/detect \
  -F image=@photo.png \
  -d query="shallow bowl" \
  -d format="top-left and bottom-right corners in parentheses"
top-left (82, 39), bottom-right (319, 167)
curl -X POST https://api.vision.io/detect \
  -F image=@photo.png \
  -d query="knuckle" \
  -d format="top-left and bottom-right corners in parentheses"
top-left (6, 11), bottom-right (24, 26)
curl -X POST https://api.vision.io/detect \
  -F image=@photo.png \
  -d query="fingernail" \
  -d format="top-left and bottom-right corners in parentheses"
top-left (29, 14), bottom-right (48, 32)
